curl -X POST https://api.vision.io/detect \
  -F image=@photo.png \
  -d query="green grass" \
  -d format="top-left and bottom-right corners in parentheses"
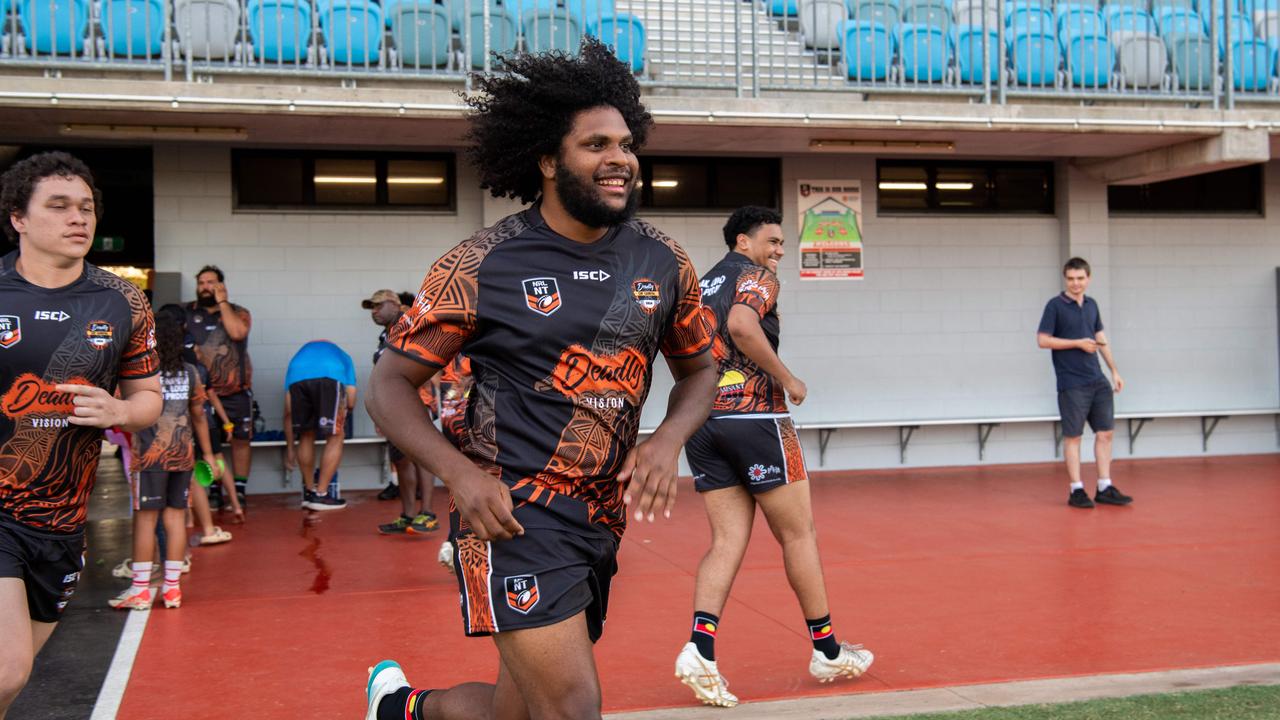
top-left (861, 685), bottom-right (1280, 720)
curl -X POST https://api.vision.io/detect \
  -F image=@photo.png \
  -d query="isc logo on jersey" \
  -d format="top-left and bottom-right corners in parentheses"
top-left (572, 270), bottom-right (611, 282)
top-left (34, 310), bottom-right (70, 322)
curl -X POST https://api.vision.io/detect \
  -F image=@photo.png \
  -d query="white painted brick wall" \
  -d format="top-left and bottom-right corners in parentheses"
top-left (153, 147), bottom-right (1280, 491)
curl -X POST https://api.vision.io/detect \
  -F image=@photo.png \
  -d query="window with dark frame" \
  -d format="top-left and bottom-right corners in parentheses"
top-left (640, 157), bottom-right (780, 211)
top-left (1107, 165), bottom-right (1263, 215)
top-left (233, 150), bottom-right (455, 211)
top-left (877, 160), bottom-right (1054, 214)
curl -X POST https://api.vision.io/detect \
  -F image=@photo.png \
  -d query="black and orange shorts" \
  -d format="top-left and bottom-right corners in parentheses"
top-left (0, 518), bottom-right (85, 623)
top-left (452, 510), bottom-right (618, 643)
top-left (686, 415), bottom-right (809, 494)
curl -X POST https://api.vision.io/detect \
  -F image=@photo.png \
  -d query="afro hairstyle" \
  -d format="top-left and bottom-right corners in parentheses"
top-left (463, 36), bottom-right (653, 205)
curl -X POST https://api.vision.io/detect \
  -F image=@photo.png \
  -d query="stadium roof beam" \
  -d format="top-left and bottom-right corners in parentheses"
top-left (1074, 129), bottom-right (1271, 186)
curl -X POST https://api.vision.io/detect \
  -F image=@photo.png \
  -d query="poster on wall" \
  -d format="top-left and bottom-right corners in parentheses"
top-left (797, 180), bottom-right (863, 280)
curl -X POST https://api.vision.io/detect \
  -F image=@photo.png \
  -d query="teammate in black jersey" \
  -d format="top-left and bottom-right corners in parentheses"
top-left (363, 39), bottom-right (716, 720)
top-left (0, 152), bottom-right (161, 717)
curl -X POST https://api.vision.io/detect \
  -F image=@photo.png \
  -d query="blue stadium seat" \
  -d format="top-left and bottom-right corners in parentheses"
top-left (848, 0), bottom-right (900, 15)
top-left (1102, 0), bottom-right (1149, 9)
top-left (102, 0), bottom-right (165, 56)
top-left (522, 7), bottom-right (582, 53)
top-left (1010, 29), bottom-right (1060, 85)
top-left (956, 27), bottom-right (999, 82)
top-left (902, 0), bottom-right (951, 33)
top-left (1066, 33), bottom-right (1113, 85)
top-left (1212, 13), bottom-right (1253, 53)
top-left (899, 22), bottom-right (949, 80)
top-left (512, 0), bottom-right (555, 25)
top-left (1156, 6), bottom-right (1204, 36)
top-left (390, 2), bottom-right (453, 68)
top-left (1168, 34), bottom-right (1213, 87)
top-left (588, 13), bottom-right (643, 72)
top-left (1230, 37), bottom-right (1272, 87)
top-left (761, 0), bottom-right (799, 17)
top-left (320, 0), bottom-right (383, 65)
top-left (1009, 6), bottom-right (1054, 34)
top-left (853, 0), bottom-right (901, 31)
top-left (564, 0), bottom-right (615, 30)
top-left (465, 6), bottom-right (517, 67)
top-left (19, 0), bottom-right (90, 54)
top-left (1241, 0), bottom-right (1279, 14)
top-left (1058, 6), bottom-right (1106, 47)
top-left (843, 19), bottom-right (896, 80)
top-left (248, 0), bottom-right (312, 62)
top-left (1150, 0), bottom-right (1195, 13)
top-left (1105, 6), bottom-right (1158, 44)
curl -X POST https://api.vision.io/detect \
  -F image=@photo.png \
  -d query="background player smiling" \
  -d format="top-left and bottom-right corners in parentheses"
top-left (363, 38), bottom-right (716, 720)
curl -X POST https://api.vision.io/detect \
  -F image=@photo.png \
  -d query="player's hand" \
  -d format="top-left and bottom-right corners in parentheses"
top-left (1077, 338), bottom-right (1098, 354)
top-left (60, 384), bottom-right (129, 429)
top-left (618, 436), bottom-right (679, 522)
top-left (784, 375), bottom-right (808, 406)
top-left (1112, 373), bottom-right (1124, 393)
top-left (203, 453), bottom-right (220, 470)
top-left (284, 447), bottom-right (297, 471)
top-left (451, 469), bottom-right (524, 541)
top-left (214, 282), bottom-right (229, 305)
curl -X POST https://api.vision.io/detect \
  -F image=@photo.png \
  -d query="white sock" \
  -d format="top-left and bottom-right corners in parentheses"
top-left (1097, 478), bottom-right (1112, 492)
top-left (163, 561), bottom-right (183, 591)
top-left (1070, 481), bottom-right (1084, 492)
top-left (130, 561), bottom-right (153, 594)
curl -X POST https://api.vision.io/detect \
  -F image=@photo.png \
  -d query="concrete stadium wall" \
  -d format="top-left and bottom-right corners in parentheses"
top-left (152, 146), bottom-right (1280, 492)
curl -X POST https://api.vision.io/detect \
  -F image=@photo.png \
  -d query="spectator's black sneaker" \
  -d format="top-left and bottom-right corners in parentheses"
top-left (308, 495), bottom-right (347, 511)
top-left (377, 482), bottom-right (399, 501)
top-left (1095, 485), bottom-right (1133, 505)
top-left (1068, 488), bottom-right (1095, 508)
top-left (208, 484), bottom-right (225, 511)
top-left (301, 489), bottom-right (317, 509)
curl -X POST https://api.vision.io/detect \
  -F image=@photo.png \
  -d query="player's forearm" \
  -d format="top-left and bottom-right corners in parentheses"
top-left (369, 366), bottom-right (474, 486)
top-left (729, 322), bottom-right (795, 388)
top-left (650, 361), bottom-right (716, 449)
top-left (119, 390), bottom-right (163, 432)
top-left (1100, 346), bottom-right (1119, 374)
top-left (191, 410), bottom-right (215, 458)
top-left (219, 303), bottom-right (249, 340)
top-left (1037, 334), bottom-right (1078, 350)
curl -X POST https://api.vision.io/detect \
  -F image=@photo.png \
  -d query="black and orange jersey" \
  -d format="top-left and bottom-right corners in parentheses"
top-left (376, 325), bottom-right (437, 414)
top-left (699, 251), bottom-right (786, 417)
top-left (133, 363), bottom-right (206, 473)
top-left (0, 251), bottom-right (159, 535)
top-left (438, 354), bottom-right (473, 445)
top-left (185, 302), bottom-right (252, 395)
top-left (388, 205), bottom-right (712, 540)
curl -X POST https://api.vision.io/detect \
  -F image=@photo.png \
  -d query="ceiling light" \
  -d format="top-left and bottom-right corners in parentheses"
top-left (388, 177), bottom-right (445, 185)
top-left (936, 182), bottom-right (974, 190)
top-left (315, 176), bottom-right (376, 184)
top-left (809, 139), bottom-right (955, 154)
top-left (878, 182), bottom-right (927, 191)
top-left (652, 180), bottom-right (679, 188)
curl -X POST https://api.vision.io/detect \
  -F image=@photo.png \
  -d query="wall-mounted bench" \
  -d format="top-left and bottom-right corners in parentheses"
top-left (250, 436), bottom-right (389, 486)
top-left (796, 409), bottom-right (1280, 466)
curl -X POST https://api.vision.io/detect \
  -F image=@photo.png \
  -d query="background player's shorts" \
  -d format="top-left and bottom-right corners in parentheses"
top-left (132, 470), bottom-right (192, 511)
top-left (687, 416), bottom-right (808, 494)
top-left (0, 518), bottom-right (86, 623)
top-left (221, 389), bottom-right (255, 440)
top-left (288, 379), bottom-right (347, 437)
top-left (452, 515), bottom-right (618, 643)
top-left (1058, 379), bottom-right (1115, 437)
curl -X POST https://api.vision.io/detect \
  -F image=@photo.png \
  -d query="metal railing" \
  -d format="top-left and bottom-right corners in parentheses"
top-left (1, 0), bottom-right (1277, 105)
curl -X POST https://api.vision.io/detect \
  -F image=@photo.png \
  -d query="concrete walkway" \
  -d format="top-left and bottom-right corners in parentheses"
top-left (606, 663), bottom-right (1280, 719)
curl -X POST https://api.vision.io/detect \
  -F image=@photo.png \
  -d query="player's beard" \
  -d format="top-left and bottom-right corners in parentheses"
top-left (555, 163), bottom-right (638, 229)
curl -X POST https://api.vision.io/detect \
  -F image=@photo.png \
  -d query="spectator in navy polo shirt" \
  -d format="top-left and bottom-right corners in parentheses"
top-left (1037, 257), bottom-right (1132, 509)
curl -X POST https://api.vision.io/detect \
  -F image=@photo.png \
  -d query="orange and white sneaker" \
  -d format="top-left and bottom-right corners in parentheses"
top-left (809, 641), bottom-right (874, 683)
top-left (108, 587), bottom-right (153, 611)
top-left (674, 642), bottom-right (738, 707)
top-left (162, 587), bottom-right (182, 608)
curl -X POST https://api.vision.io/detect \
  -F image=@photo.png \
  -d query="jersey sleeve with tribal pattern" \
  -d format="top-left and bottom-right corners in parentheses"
top-left (660, 243), bottom-right (714, 359)
top-left (388, 240), bottom-right (484, 369)
top-left (732, 267), bottom-right (780, 320)
top-left (120, 284), bottom-right (159, 379)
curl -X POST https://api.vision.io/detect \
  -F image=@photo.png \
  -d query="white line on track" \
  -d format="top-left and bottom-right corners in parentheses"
top-left (89, 608), bottom-right (150, 720)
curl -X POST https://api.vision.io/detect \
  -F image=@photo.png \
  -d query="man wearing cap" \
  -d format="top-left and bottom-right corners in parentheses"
top-left (364, 290), bottom-right (439, 535)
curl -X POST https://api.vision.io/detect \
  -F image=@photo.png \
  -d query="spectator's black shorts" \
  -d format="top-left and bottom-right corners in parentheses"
top-left (133, 470), bottom-right (192, 511)
top-left (687, 416), bottom-right (808, 494)
top-left (0, 518), bottom-right (85, 623)
top-left (289, 379), bottom-right (347, 437)
top-left (1058, 379), bottom-right (1115, 437)
top-left (221, 390), bottom-right (255, 440)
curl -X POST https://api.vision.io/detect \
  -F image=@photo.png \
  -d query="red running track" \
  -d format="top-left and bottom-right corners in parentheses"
top-left (117, 454), bottom-right (1280, 718)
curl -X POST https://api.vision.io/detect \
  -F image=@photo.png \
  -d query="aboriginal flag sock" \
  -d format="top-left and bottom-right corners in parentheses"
top-left (378, 687), bottom-right (432, 720)
top-left (808, 615), bottom-right (840, 660)
top-left (690, 611), bottom-right (720, 661)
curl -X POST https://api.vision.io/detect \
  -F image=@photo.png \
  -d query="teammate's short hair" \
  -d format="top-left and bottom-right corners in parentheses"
top-left (397, 291), bottom-right (415, 307)
top-left (1063, 257), bottom-right (1091, 276)
top-left (1, 151), bottom-right (102, 244)
top-left (196, 265), bottom-right (225, 282)
top-left (722, 206), bottom-right (783, 250)
top-left (463, 37), bottom-right (653, 205)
